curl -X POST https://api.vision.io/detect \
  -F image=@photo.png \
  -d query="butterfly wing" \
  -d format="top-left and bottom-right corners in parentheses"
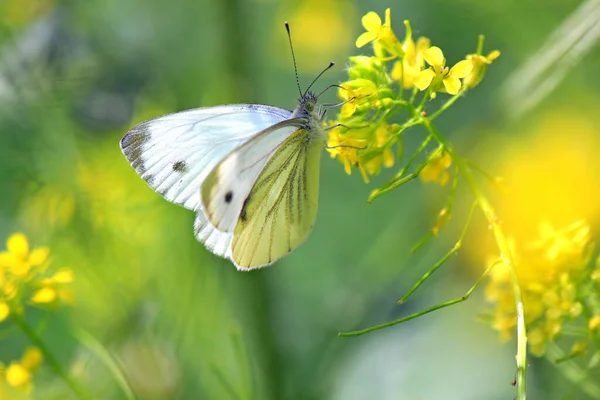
top-left (120, 104), bottom-right (291, 259)
top-left (230, 129), bottom-right (323, 269)
top-left (200, 119), bottom-right (306, 233)
top-left (120, 104), bottom-right (292, 211)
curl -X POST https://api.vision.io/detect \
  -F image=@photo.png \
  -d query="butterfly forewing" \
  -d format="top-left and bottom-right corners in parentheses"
top-left (230, 129), bottom-right (322, 269)
top-left (120, 105), bottom-right (291, 211)
top-left (200, 119), bottom-right (306, 233)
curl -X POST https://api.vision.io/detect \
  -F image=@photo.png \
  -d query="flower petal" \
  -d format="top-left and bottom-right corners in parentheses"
top-left (362, 11), bottom-right (382, 32)
top-left (443, 75), bottom-right (461, 95)
top-left (356, 31), bottom-right (378, 48)
top-left (487, 50), bottom-right (501, 62)
top-left (6, 363), bottom-right (30, 388)
top-left (424, 46), bottom-right (444, 68)
top-left (384, 8), bottom-right (391, 26)
top-left (29, 247), bottom-right (50, 267)
top-left (52, 268), bottom-right (74, 283)
top-left (7, 233), bottom-right (28, 259)
top-left (413, 69), bottom-right (436, 90)
top-left (31, 287), bottom-right (57, 304)
top-left (0, 251), bottom-right (17, 267)
top-left (450, 59), bottom-right (474, 78)
top-left (341, 101), bottom-right (356, 118)
top-left (391, 61), bottom-right (403, 80)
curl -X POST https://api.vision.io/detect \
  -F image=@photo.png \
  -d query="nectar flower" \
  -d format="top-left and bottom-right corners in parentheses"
top-left (413, 46), bottom-right (473, 98)
top-left (338, 79), bottom-right (377, 118)
top-left (326, 126), bottom-right (370, 182)
top-left (420, 152), bottom-right (452, 186)
top-left (355, 9), bottom-right (403, 56)
top-left (464, 50), bottom-right (501, 88)
top-left (391, 21), bottom-right (430, 89)
top-left (363, 124), bottom-right (396, 176)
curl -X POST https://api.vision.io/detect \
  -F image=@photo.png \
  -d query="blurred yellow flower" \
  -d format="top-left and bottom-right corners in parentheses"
top-left (3, 347), bottom-right (43, 393)
top-left (420, 152), bottom-right (452, 186)
top-left (31, 268), bottom-right (74, 306)
top-left (485, 220), bottom-right (592, 356)
top-left (0, 302), bottom-right (8, 322)
top-left (589, 315), bottom-right (600, 332)
top-left (0, 233), bottom-right (49, 277)
top-left (414, 47), bottom-right (473, 98)
top-left (276, 0), bottom-right (355, 72)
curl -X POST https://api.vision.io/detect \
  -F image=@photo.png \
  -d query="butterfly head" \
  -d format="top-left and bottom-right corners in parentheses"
top-left (295, 91), bottom-right (321, 120)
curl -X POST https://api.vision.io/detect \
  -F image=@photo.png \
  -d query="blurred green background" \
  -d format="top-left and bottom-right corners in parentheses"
top-left (1, 0), bottom-right (600, 398)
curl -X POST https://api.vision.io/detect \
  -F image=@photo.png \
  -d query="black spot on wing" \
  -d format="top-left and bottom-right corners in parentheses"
top-left (172, 160), bottom-right (187, 173)
top-left (225, 191), bottom-right (233, 204)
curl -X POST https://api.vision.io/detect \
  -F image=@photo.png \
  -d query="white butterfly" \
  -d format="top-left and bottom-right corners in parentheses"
top-left (120, 26), bottom-right (335, 270)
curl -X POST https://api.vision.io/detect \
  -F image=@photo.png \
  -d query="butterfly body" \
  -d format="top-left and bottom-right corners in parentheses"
top-left (120, 91), bottom-right (327, 270)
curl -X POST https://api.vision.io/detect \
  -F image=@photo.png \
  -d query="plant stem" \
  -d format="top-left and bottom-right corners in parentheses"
top-left (338, 259), bottom-right (501, 337)
top-left (12, 313), bottom-right (91, 399)
top-left (421, 117), bottom-right (528, 400)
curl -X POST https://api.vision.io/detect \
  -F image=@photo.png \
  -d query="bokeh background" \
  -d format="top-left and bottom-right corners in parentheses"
top-left (1, 0), bottom-right (600, 399)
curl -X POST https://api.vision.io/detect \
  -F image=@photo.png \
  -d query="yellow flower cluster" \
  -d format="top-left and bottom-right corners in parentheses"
top-left (485, 220), bottom-right (599, 357)
top-left (0, 348), bottom-right (43, 394)
top-left (328, 8), bottom-right (499, 182)
top-left (0, 233), bottom-right (73, 392)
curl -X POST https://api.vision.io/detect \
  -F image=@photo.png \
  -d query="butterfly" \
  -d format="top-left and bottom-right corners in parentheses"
top-left (120, 24), bottom-right (338, 270)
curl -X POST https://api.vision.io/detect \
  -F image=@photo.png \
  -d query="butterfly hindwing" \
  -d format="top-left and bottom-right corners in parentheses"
top-left (230, 128), bottom-right (322, 269)
top-left (200, 119), bottom-right (306, 233)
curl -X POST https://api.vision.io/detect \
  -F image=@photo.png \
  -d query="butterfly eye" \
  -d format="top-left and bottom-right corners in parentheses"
top-left (305, 102), bottom-right (315, 112)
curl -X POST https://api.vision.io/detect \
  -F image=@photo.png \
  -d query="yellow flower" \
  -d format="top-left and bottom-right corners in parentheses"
top-left (464, 50), bottom-right (500, 88)
top-left (4, 347), bottom-right (43, 393)
top-left (391, 21), bottom-right (430, 89)
top-left (355, 9), bottom-right (402, 56)
top-left (5, 363), bottom-right (31, 390)
top-left (485, 220), bottom-right (594, 357)
top-left (419, 152), bottom-right (452, 185)
top-left (363, 124), bottom-right (395, 176)
top-left (589, 315), bottom-right (600, 332)
top-left (326, 126), bottom-right (369, 182)
top-left (31, 268), bottom-right (74, 306)
top-left (338, 79), bottom-right (377, 118)
top-left (413, 46), bottom-right (473, 98)
top-left (0, 233), bottom-right (49, 277)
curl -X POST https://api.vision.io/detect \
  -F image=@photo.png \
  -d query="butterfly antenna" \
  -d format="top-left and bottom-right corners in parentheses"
top-left (285, 22), bottom-right (303, 97)
top-left (304, 61), bottom-right (335, 96)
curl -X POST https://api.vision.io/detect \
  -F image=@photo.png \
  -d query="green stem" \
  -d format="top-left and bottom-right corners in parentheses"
top-left (422, 117), bottom-right (528, 400)
top-left (429, 87), bottom-right (467, 121)
top-left (399, 202), bottom-right (476, 304)
top-left (368, 136), bottom-right (435, 202)
top-left (338, 258), bottom-right (501, 337)
top-left (12, 313), bottom-right (92, 399)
